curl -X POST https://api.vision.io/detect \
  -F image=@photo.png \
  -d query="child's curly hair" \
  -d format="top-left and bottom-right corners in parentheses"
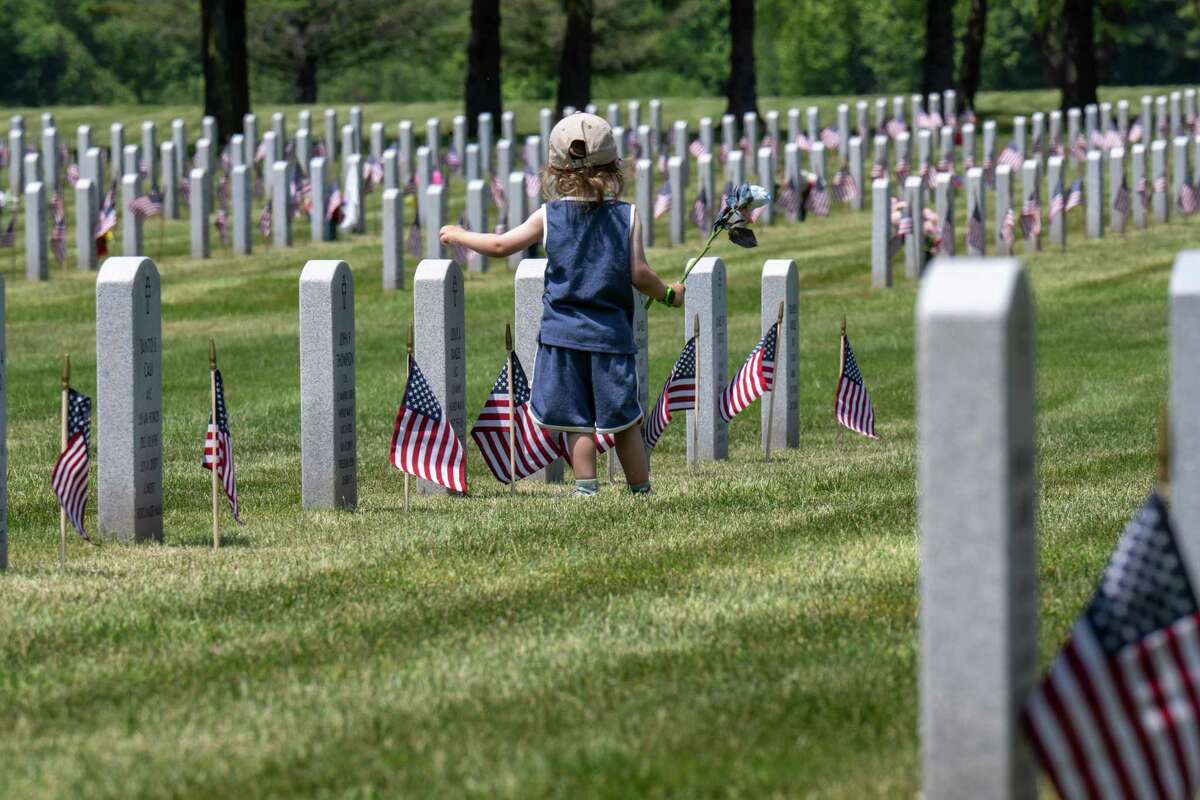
top-left (541, 141), bottom-right (625, 204)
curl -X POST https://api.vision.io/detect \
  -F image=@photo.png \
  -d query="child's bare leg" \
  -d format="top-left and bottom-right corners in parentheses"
top-left (614, 426), bottom-right (649, 486)
top-left (567, 433), bottom-right (597, 480)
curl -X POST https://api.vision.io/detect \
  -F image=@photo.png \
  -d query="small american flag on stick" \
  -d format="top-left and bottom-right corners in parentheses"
top-left (1020, 197), bottom-right (1042, 238)
top-left (390, 352), bottom-right (468, 494)
top-left (50, 192), bottom-right (66, 266)
top-left (805, 178), bottom-right (831, 217)
top-left (1049, 179), bottom-right (1066, 219)
top-left (407, 206), bottom-right (422, 257)
top-left (644, 336), bottom-right (696, 448)
top-left (690, 187), bottom-right (709, 231)
top-left (653, 180), bottom-right (672, 219)
top-left (1113, 176), bottom-right (1130, 216)
top-left (835, 324), bottom-right (877, 439)
top-left (1023, 491), bottom-right (1200, 800)
top-left (831, 168), bottom-right (859, 204)
top-left (719, 322), bottom-right (777, 423)
top-left (1065, 179), bottom-right (1084, 213)
top-left (470, 350), bottom-right (562, 485)
top-left (203, 367), bottom-right (242, 524)
top-left (129, 189), bottom-right (163, 220)
top-left (52, 388), bottom-right (92, 541)
top-left (997, 143), bottom-right (1024, 169)
top-left (1001, 205), bottom-right (1016, 247)
top-left (1178, 180), bottom-right (1198, 216)
top-left (966, 200), bottom-right (985, 253)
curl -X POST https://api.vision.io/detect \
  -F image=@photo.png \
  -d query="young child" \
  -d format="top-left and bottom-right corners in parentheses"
top-left (440, 112), bottom-right (684, 496)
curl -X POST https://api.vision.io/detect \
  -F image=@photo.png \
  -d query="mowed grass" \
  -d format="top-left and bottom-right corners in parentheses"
top-left (0, 91), bottom-right (1192, 797)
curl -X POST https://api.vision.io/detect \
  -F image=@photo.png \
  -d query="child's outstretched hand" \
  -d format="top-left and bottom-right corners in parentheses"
top-left (438, 225), bottom-right (464, 246)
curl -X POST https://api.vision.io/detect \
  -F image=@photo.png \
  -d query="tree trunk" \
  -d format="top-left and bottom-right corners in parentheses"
top-left (296, 54), bottom-right (318, 104)
top-left (957, 0), bottom-right (987, 112)
top-left (465, 0), bottom-right (502, 139)
top-left (921, 0), bottom-right (956, 99)
top-left (1061, 0), bottom-right (1099, 110)
top-left (555, 0), bottom-right (593, 117)
top-left (725, 0), bottom-right (759, 124)
top-left (202, 0), bottom-right (250, 143)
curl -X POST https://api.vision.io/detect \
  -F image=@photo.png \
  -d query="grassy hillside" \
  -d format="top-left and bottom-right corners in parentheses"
top-left (0, 91), bottom-right (1190, 797)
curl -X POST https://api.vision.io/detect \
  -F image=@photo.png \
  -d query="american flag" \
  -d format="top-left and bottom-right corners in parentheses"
top-left (214, 206), bottom-right (228, 246)
top-left (0, 213), bottom-right (14, 248)
top-left (983, 155), bottom-right (995, 186)
top-left (362, 156), bottom-right (384, 192)
top-left (95, 189), bottom-right (117, 238)
top-left (917, 110), bottom-right (943, 129)
top-left (443, 148), bottom-right (461, 169)
top-left (644, 336), bottom-right (697, 448)
top-left (326, 186), bottom-right (343, 222)
top-left (51, 388), bottom-right (92, 541)
top-left (805, 178), bottom-right (831, 217)
top-left (469, 352), bottom-right (562, 484)
top-left (997, 142), bottom-right (1024, 169)
top-left (897, 208), bottom-right (914, 239)
top-left (258, 200), bottom-right (272, 237)
top-left (1178, 180), bottom-right (1198, 216)
top-left (1102, 129), bottom-right (1124, 150)
top-left (1127, 116), bottom-right (1144, 144)
top-left (66, 163), bottom-right (79, 186)
top-left (1065, 179), bottom-right (1084, 213)
top-left (832, 168), bottom-right (859, 203)
top-left (688, 139), bottom-right (706, 159)
top-left (1023, 491), bottom-right (1200, 800)
top-left (966, 199), bottom-right (985, 252)
top-left (524, 167), bottom-right (541, 200)
top-left (719, 322), bottom-right (777, 422)
top-left (717, 142), bottom-right (730, 163)
top-left (835, 332), bottom-right (876, 438)
top-left (1049, 179), bottom-right (1066, 219)
top-left (1020, 197), bottom-right (1042, 238)
top-left (1071, 134), bottom-right (1088, 162)
top-left (939, 205), bottom-right (954, 253)
top-left (820, 127), bottom-right (840, 150)
top-left (923, 163), bottom-right (938, 191)
top-left (451, 214), bottom-right (470, 265)
top-left (203, 369), bottom-right (241, 523)
top-left (50, 192), bottom-right (66, 266)
top-left (1154, 175), bottom-right (1169, 195)
top-left (1001, 205), bottom-right (1016, 247)
top-left (690, 187), bottom-right (709, 231)
top-left (870, 155), bottom-right (887, 180)
top-left (129, 188), bottom-right (163, 220)
top-left (1113, 176), bottom-right (1130, 216)
top-left (885, 118), bottom-right (906, 139)
top-left (254, 141), bottom-right (267, 162)
top-left (489, 175), bottom-right (507, 218)
top-left (406, 206), bottom-right (422, 258)
top-left (777, 179), bottom-right (801, 217)
top-left (389, 354), bottom-right (467, 494)
top-left (793, 132), bottom-right (812, 152)
top-left (654, 180), bottom-right (672, 219)
top-left (895, 157), bottom-right (911, 184)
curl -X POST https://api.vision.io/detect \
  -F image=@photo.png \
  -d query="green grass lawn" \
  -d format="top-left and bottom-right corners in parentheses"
top-left (0, 90), bottom-right (1192, 797)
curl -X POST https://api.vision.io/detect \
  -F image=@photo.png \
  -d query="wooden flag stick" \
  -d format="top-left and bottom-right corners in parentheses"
top-left (209, 338), bottom-right (220, 549)
top-left (764, 301), bottom-right (785, 462)
top-left (837, 316), bottom-right (847, 442)
top-left (59, 354), bottom-right (69, 569)
top-left (405, 321), bottom-right (413, 512)
top-left (506, 323), bottom-right (516, 494)
top-left (1157, 406), bottom-right (1171, 504)
top-left (691, 313), bottom-right (700, 473)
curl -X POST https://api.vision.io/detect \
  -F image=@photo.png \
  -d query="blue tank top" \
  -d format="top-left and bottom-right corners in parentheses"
top-left (539, 199), bottom-right (636, 355)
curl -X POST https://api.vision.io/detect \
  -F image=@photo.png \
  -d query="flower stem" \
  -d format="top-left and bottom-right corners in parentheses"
top-left (643, 229), bottom-right (721, 310)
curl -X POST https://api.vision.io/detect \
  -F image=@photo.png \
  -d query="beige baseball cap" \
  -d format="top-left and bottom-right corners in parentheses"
top-left (549, 112), bottom-right (618, 169)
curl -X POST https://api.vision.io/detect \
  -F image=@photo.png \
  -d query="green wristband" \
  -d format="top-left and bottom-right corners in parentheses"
top-left (659, 287), bottom-right (676, 307)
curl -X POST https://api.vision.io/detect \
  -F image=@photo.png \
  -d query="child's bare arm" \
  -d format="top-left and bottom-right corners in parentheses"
top-left (439, 209), bottom-right (544, 258)
top-left (630, 213), bottom-right (684, 306)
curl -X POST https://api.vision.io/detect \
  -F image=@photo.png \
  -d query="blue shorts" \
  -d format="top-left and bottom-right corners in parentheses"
top-left (529, 344), bottom-right (643, 434)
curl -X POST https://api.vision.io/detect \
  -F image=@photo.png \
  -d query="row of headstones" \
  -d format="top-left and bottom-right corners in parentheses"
top-left (0, 250), bottom-right (798, 565)
top-left (916, 250), bottom-right (1200, 797)
top-left (868, 137), bottom-right (1199, 286)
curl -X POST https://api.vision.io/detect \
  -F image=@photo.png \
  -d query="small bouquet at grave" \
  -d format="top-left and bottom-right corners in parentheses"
top-left (645, 182), bottom-right (770, 310)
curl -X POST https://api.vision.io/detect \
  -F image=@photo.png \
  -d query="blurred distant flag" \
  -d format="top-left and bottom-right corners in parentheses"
top-left (1001, 205), bottom-right (1016, 247)
top-left (1179, 179), bottom-right (1198, 216)
top-left (326, 185), bottom-right (343, 223)
top-left (1065, 179), bottom-right (1084, 213)
top-left (1127, 115), bottom-right (1144, 144)
top-left (831, 168), bottom-right (859, 204)
top-left (820, 127), bottom-right (840, 150)
top-left (777, 179), bottom-right (800, 217)
top-left (95, 188), bottom-right (117, 256)
top-left (805, 178), bottom-right (831, 217)
top-left (524, 166), bottom-right (541, 200)
top-left (690, 187), bottom-right (709, 231)
top-left (897, 207), bottom-right (914, 239)
top-left (390, 353), bottom-right (467, 494)
top-left (835, 329), bottom-right (876, 439)
top-left (203, 368), bottom-right (241, 524)
top-left (66, 162), bottom-right (80, 186)
top-left (451, 214), bottom-right (470, 265)
top-left (688, 139), bottom-right (706, 159)
top-left (997, 142), bottom-right (1023, 169)
top-left (793, 132), bottom-right (812, 152)
top-left (489, 175), bottom-right (506, 217)
top-left (870, 153), bottom-right (887, 181)
top-left (1113, 176), bottom-right (1130, 216)
top-left (442, 147), bottom-right (461, 170)
top-left (939, 205), bottom-right (954, 254)
top-left (1049, 179), bottom-right (1066, 219)
top-left (0, 212), bottom-right (14, 247)
top-left (654, 180), bottom-right (672, 219)
top-left (214, 206), bottom-right (228, 247)
top-left (51, 388), bottom-right (92, 541)
top-left (50, 192), bottom-right (66, 266)
top-left (1071, 134), bottom-right (1088, 162)
top-left (362, 156), bottom-right (384, 193)
top-left (1023, 490), bottom-right (1200, 800)
top-left (130, 188), bottom-right (163, 220)
top-left (257, 200), bottom-right (272, 237)
top-left (644, 336), bottom-right (697, 449)
top-left (407, 206), bottom-right (422, 258)
top-left (966, 199), bottom-right (985, 252)
top-left (1102, 129), bottom-right (1123, 150)
top-left (719, 322), bottom-right (777, 423)
top-left (1020, 196), bottom-right (1042, 238)
top-left (895, 157), bottom-right (910, 183)
top-left (1153, 175), bottom-right (1169, 195)
top-left (885, 118), bottom-right (905, 139)
top-left (470, 352), bottom-right (562, 484)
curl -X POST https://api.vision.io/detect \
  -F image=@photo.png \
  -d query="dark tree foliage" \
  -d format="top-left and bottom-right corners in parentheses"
top-left (465, 0), bottom-right (503, 137)
top-left (555, 0), bottom-right (593, 117)
top-left (202, 0), bottom-right (250, 142)
top-left (1061, 0), bottom-right (1099, 109)
top-left (958, 0), bottom-right (987, 111)
top-left (725, 0), bottom-right (759, 124)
